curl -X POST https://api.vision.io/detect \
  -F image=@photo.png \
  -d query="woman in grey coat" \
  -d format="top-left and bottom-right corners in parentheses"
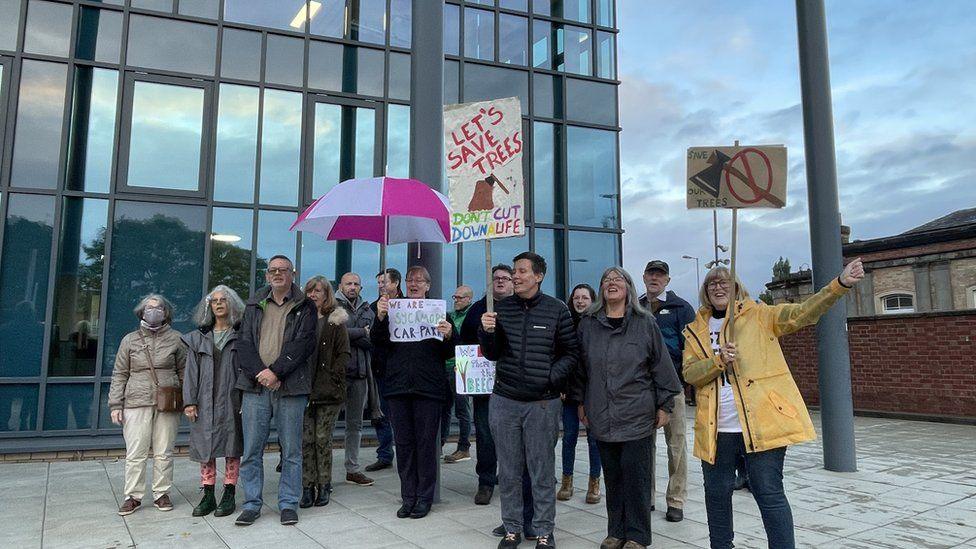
top-left (182, 285), bottom-right (246, 518)
top-left (573, 267), bottom-right (682, 549)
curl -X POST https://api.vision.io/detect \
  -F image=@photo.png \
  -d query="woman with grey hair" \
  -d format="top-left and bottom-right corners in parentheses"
top-left (182, 285), bottom-right (246, 517)
top-left (570, 267), bottom-right (682, 549)
top-left (108, 294), bottom-right (186, 516)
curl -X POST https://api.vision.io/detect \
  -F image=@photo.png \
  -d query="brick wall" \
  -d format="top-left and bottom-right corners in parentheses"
top-left (780, 311), bottom-right (976, 419)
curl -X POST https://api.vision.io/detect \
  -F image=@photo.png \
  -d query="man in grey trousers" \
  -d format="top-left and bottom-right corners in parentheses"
top-left (479, 252), bottom-right (579, 549)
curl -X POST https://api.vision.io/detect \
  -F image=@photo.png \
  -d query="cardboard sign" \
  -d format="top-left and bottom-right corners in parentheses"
top-left (454, 345), bottom-right (495, 395)
top-left (389, 299), bottom-right (447, 342)
top-left (444, 97), bottom-right (525, 243)
top-left (687, 146), bottom-right (788, 209)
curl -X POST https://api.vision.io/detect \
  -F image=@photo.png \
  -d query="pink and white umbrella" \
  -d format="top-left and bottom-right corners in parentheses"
top-left (290, 176), bottom-right (451, 267)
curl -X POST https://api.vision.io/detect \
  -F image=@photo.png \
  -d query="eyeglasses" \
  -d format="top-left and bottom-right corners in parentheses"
top-left (492, 276), bottom-right (512, 282)
top-left (208, 297), bottom-right (228, 304)
top-left (267, 267), bottom-right (293, 275)
top-left (602, 276), bottom-right (626, 285)
top-left (145, 305), bottom-right (164, 311)
top-left (452, 295), bottom-right (470, 300)
top-left (706, 280), bottom-right (731, 290)
top-left (406, 278), bottom-right (429, 284)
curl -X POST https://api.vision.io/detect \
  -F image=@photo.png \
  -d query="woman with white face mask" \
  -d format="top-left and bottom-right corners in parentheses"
top-left (108, 294), bottom-right (186, 516)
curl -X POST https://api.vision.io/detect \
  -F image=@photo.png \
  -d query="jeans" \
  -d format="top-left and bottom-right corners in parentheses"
top-left (561, 401), bottom-right (601, 477)
top-left (472, 395), bottom-right (497, 487)
top-left (240, 388), bottom-right (307, 512)
top-left (387, 396), bottom-right (442, 505)
top-left (597, 435), bottom-right (655, 547)
top-left (344, 377), bottom-right (368, 473)
top-left (701, 433), bottom-right (794, 549)
top-left (374, 377), bottom-right (395, 464)
top-left (441, 370), bottom-right (472, 451)
top-left (489, 394), bottom-right (561, 537)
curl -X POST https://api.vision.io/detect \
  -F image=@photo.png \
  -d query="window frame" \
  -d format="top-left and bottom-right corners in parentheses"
top-left (880, 293), bottom-right (914, 314)
top-left (0, 55), bottom-right (11, 190)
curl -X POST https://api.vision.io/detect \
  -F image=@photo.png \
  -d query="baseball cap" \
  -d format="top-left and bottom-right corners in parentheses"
top-left (644, 260), bottom-right (669, 274)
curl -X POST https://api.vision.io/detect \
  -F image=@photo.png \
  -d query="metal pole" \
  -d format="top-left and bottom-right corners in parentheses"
top-left (796, 0), bottom-right (857, 472)
top-left (712, 210), bottom-right (719, 264)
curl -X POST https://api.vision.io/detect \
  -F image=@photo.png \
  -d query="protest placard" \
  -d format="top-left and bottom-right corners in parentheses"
top-left (454, 345), bottom-right (495, 395)
top-left (388, 299), bottom-right (447, 342)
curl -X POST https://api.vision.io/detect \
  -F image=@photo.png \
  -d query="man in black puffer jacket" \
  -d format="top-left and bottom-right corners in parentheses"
top-left (479, 252), bottom-right (578, 549)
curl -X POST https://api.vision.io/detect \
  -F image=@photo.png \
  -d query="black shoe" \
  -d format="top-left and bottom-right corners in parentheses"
top-left (475, 485), bottom-right (494, 505)
top-left (280, 508), bottom-right (298, 525)
top-left (535, 532), bottom-right (555, 548)
top-left (235, 509), bottom-right (259, 526)
top-left (650, 504), bottom-right (655, 511)
top-left (410, 501), bottom-right (431, 519)
top-left (314, 484), bottom-right (331, 507)
top-left (498, 532), bottom-right (522, 549)
top-left (734, 475), bottom-right (749, 491)
top-left (214, 484), bottom-right (236, 517)
top-left (492, 524), bottom-right (507, 537)
top-left (299, 486), bottom-right (315, 509)
top-left (397, 502), bottom-right (415, 519)
top-left (666, 506), bottom-right (684, 522)
top-left (364, 460), bottom-right (393, 472)
top-left (275, 460), bottom-right (282, 473)
top-left (192, 485), bottom-right (217, 517)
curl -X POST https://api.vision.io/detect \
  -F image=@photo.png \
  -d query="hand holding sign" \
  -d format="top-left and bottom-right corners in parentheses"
top-left (436, 320), bottom-right (453, 340)
top-left (389, 299), bottom-right (448, 342)
top-left (376, 295), bottom-right (390, 320)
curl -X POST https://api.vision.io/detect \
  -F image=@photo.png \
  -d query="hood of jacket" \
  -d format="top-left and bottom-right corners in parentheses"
top-left (336, 291), bottom-right (369, 312)
top-left (325, 306), bottom-right (349, 326)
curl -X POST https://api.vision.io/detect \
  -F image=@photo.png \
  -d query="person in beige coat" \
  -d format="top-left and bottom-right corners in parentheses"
top-left (108, 294), bottom-right (185, 516)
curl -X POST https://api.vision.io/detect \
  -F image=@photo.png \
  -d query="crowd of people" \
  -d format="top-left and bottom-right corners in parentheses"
top-left (106, 249), bottom-right (864, 549)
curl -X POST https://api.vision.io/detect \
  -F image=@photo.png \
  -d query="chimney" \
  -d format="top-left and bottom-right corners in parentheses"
top-left (841, 225), bottom-right (851, 244)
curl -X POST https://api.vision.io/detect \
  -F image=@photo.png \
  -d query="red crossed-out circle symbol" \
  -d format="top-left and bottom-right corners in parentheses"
top-left (724, 147), bottom-right (777, 205)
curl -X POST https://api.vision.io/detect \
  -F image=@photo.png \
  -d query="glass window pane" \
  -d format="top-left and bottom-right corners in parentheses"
top-left (0, 385), bottom-right (38, 432)
top-left (532, 73), bottom-right (561, 118)
top-left (491, 234), bottom-right (530, 273)
top-left (0, 0), bottom-right (22, 51)
top-left (347, 46), bottom-right (384, 97)
top-left (213, 84), bottom-right (259, 203)
top-left (127, 15), bottom-right (217, 75)
top-left (24, 0), bottom-right (73, 57)
top-left (102, 201), bottom-right (206, 375)
top-left (385, 104), bottom-right (410, 177)
top-left (597, 0), bottom-right (614, 27)
top-left (67, 67), bottom-right (118, 193)
top-left (355, 107), bottom-right (376, 178)
top-left (533, 228), bottom-right (562, 297)
top-left (97, 385), bottom-right (112, 428)
top-left (350, 0), bottom-right (386, 45)
top-left (596, 31), bottom-right (615, 79)
top-left (442, 242), bottom-right (457, 297)
top-left (444, 59), bottom-right (459, 104)
top-left (309, 0), bottom-right (345, 38)
top-left (132, 0), bottom-right (172, 12)
top-left (389, 0), bottom-right (411, 47)
top-left (300, 237), bottom-right (336, 284)
top-left (210, 207), bottom-right (254, 298)
top-left (500, 0), bottom-right (527, 11)
top-left (0, 194), bottom-right (55, 378)
top-left (43, 384), bottom-right (94, 430)
top-left (560, 25), bottom-right (591, 76)
top-left (532, 121), bottom-right (557, 223)
top-left (126, 80), bottom-right (205, 192)
top-left (566, 78), bottom-right (616, 125)
top-left (311, 102), bottom-right (341, 198)
top-left (462, 63), bottom-right (529, 113)
top-left (308, 41), bottom-right (343, 90)
top-left (179, 0), bottom-right (219, 18)
top-left (443, 3), bottom-right (459, 56)
top-left (220, 28), bottom-right (262, 81)
top-left (532, 20), bottom-right (551, 69)
top-left (256, 210), bottom-right (298, 287)
top-left (568, 230), bottom-right (618, 289)
top-left (464, 8), bottom-right (494, 61)
top-left (265, 34), bottom-right (305, 87)
top-left (567, 126), bottom-right (618, 228)
top-left (388, 52), bottom-right (410, 100)
top-left (259, 89), bottom-right (303, 206)
top-left (498, 14), bottom-right (528, 65)
top-left (352, 241), bottom-right (406, 299)
top-left (10, 60), bottom-right (68, 190)
top-left (76, 7), bottom-right (123, 63)
top-left (224, 0), bottom-right (307, 32)
top-left (469, 0), bottom-right (493, 6)
top-left (563, 0), bottom-right (590, 23)
top-left (48, 198), bottom-right (108, 378)
top-left (532, 0), bottom-right (549, 16)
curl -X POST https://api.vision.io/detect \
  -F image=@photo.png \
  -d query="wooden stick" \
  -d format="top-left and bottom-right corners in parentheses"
top-left (485, 239), bottom-right (494, 313)
top-left (728, 207), bottom-right (738, 341)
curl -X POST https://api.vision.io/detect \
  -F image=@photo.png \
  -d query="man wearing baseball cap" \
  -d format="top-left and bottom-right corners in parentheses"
top-left (639, 260), bottom-right (696, 523)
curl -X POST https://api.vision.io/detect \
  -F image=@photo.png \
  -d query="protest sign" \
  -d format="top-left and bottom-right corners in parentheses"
top-left (454, 345), bottom-right (495, 395)
top-left (444, 97), bottom-right (525, 244)
top-left (687, 145), bottom-right (788, 209)
top-left (389, 299), bottom-right (447, 342)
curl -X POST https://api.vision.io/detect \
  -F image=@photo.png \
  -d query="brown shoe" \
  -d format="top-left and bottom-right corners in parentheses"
top-left (556, 474), bottom-right (573, 501)
top-left (585, 475), bottom-right (602, 504)
top-left (346, 472), bottom-right (375, 486)
top-left (153, 494), bottom-right (174, 511)
top-left (444, 450), bottom-right (471, 463)
top-left (600, 537), bottom-right (624, 549)
top-left (118, 497), bottom-right (141, 516)
top-left (622, 541), bottom-right (647, 549)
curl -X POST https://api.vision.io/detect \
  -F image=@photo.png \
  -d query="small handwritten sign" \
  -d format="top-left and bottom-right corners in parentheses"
top-left (455, 345), bottom-right (495, 395)
top-left (389, 299), bottom-right (447, 342)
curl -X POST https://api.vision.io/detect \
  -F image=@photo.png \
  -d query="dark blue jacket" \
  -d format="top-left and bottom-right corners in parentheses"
top-left (639, 290), bottom-right (695, 381)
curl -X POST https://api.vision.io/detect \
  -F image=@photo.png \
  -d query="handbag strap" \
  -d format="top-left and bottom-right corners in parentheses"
top-left (139, 333), bottom-right (161, 389)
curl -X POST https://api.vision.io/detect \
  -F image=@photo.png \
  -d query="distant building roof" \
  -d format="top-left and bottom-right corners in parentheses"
top-left (904, 207), bottom-right (976, 234)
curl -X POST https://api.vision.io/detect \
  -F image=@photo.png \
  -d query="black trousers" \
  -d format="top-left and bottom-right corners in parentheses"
top-left (597, 435), bottom-right (655, 546)
top-left (387, 396), bottom-right (442, 505)
top-left (472, 395), bottom-right (497, 487)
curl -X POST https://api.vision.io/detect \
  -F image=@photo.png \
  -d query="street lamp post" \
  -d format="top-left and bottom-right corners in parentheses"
top-left (681, 255), bottom-right (701, 291)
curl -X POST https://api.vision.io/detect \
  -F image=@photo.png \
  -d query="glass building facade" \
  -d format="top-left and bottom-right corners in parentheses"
top-left (0, 0), bottom-right (619, 450)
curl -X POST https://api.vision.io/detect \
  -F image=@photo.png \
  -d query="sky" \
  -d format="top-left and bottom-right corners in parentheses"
top-left (616, 0), bottom-right (976, 306)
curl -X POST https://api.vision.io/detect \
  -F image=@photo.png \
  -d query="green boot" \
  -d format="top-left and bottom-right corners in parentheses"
top-left (192, 485), bottom-right (217, 517)
top-left (214, 484), bottom-right (236, 517)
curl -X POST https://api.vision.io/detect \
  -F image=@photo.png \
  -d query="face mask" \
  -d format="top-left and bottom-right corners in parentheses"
top-left (143, 308), bottom-right (165, 327)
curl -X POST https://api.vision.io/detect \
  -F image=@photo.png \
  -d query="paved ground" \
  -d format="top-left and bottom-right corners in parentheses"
top-left (2, 411), bottom-right (976, 548)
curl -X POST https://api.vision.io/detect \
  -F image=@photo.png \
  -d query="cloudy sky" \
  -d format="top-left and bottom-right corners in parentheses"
top-left (616, 0), bottom-right (976, 304)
